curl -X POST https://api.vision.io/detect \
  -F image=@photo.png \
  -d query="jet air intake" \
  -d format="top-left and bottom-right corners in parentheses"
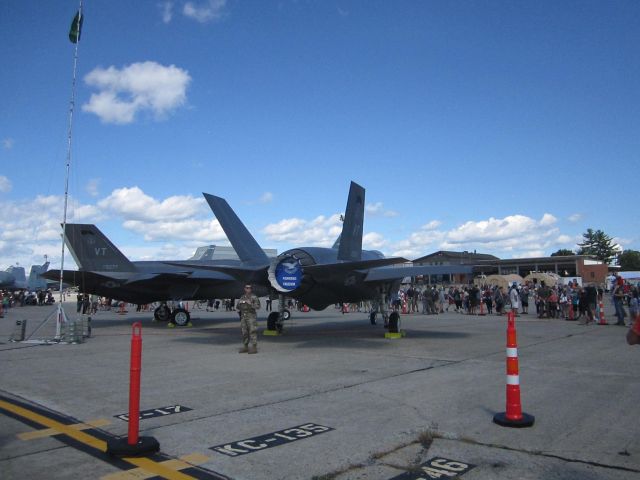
top-left (268, 249), bottom-right (316, 295)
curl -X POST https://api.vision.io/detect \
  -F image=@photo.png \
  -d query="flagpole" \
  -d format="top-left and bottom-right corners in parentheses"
top-left (57, 0), bottom-right (83, 339)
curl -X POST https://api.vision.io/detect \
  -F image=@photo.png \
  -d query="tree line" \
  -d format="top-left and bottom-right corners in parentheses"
top-left (550, 229), bottom-right (640, 271)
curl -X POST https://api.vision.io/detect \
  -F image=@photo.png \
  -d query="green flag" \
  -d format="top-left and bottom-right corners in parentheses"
top-left (69, 10), bottom-right (83, 43)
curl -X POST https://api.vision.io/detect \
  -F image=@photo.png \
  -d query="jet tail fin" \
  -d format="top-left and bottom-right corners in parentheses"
top-left (203, 193), bottom-right (270, 266)
top-left (27, 261), bottom-right (49, 290)
top-left (63, 224), bottom-right (136, 272)
top-left (337, 181), bottom-right (365, 261)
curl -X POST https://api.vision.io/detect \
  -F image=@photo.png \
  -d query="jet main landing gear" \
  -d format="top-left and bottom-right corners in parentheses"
top-left (154, 302), bottom-right (191, 327)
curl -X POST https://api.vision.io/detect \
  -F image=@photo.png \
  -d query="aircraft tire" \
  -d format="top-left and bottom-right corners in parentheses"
top-left (154, 305), bottom-right (171, 322)
top-left (369, 312), bottom-right (377, 325)
top-left (388, 311), bottom-right (400, 333)
top-left (282, 309), bottom-right (291, 321)
top-left (267, 312), bottom-right (279, 330)
top-left (172, 308), bottom-right (190, 327)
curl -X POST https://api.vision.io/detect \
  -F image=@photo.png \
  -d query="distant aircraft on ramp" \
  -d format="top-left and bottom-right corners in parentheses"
top-left (0, 261), bottom-right (50, 291)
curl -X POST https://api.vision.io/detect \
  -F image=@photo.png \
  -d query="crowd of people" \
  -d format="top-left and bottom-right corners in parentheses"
top-left (0, 289), bottom-right (55, 311)
top-left (389, 276), bottom-right (639, 327)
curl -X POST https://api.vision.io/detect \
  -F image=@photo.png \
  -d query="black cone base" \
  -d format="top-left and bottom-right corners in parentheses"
top-left (106, 436), bottom-right (160, 456)
top-left (493, 412), bottom-right (535, 428)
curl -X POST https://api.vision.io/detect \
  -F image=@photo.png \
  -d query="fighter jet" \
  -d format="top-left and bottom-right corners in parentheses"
top-left (0, 261), bottom-right (50, 291)
top-left (198, 181), bottom-right (474, 333)
top-left (43, 224), bottom-right (271, 326)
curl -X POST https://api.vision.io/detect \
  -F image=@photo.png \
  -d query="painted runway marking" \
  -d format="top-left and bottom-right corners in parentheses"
top-left (388, 457), bottom-right (475, 479)
top-left (18, 418), bottom-right (111, 440)
top-left (211, 423), bottom-right (333, 457)
top-left (0, 395), bottom-right (228, 480)
top-left (116, 405), bottom-right (192, 422)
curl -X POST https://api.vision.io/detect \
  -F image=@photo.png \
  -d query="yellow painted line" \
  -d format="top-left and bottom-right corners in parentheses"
top-left (0, 399), bottom-right (107, 452)
top-left (101, 454), bottom-right (210, 480)
top-left (0, 398), bottom-right (201, 480)
top-left (18, 418), bottom-right (111, 440)
top-left (120, 456), bottom-right (201, 480)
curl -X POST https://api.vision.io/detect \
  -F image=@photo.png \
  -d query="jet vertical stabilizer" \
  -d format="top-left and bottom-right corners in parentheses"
top-left (27, 261), bottom-right (50, 290)
top-left (64, 224), bottom-right (136, 272)
top-left (337, 181), bottom-right (365, 262)
top-left (203, 193), bottom-right (270, 267)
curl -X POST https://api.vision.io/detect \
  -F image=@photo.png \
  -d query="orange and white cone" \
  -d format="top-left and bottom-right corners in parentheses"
top-left (494, 310), bottom-right (535, 428)
top-left (598, 300), bottom-right (607, 325)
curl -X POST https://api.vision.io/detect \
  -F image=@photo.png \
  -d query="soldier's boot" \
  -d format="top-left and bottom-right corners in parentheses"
top-left (238, 345), bottom-right (249, 353)
top-left (248, 344), bottom-right (258, 354)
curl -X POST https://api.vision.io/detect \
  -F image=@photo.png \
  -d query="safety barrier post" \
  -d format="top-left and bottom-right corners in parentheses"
top-left (107, 322), bottom-right (159, 456)
top-left (493, 310), bottom-right (535, 428)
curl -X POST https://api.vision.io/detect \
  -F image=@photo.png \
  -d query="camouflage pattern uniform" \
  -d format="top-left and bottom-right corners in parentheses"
top-left (237, 293), bottom-right (261, 347)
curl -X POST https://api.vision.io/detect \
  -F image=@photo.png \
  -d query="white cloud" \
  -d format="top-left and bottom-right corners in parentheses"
top-left (183, 0), bottom-right (226, 23)
top-left (0, 175), bottom-right (12, 193)
top-left (363, 232), bottom-right (387, 249)
top-left (568, 213), bottom-right (582, 223)
top-left (0, 195), bottom-right (108, 270)
top-left (85, 178), bottom-right (100, 197)
top-left (159, 1), bottom-right (173, 23)
top-left (259, 192), bottom-right (274, 204)
top-left (365, 202), bottom-right (398, 217)
top-left (82, 61), bottom-right (191, 124)
top-left (262, 214), bottom-right (342, 246)
top-left (98, 186), bottom-right (205, 221)
top-left (446, 214), bottom-right (556, 244)
top-left (2, 138), bottom-right (13, 149)
top-left (422, 220), bottom-right (441, 230)
top-left (123, 218), bottom-right (226, 242)
top-left (390, 213), bottom-right (569, 259)
top-left (556, 234), bottom-right (575, 244)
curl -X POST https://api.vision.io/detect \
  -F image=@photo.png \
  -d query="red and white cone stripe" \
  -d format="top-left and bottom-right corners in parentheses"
top-left (598, 300), bottom-right (606, 325)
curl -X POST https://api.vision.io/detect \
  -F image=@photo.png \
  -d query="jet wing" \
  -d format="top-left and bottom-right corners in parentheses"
top-left (163, 262), bottom-right (267, 283)
top-left (364, 264), bottom-right (474, 282)
top-left (43, 269), bottom-right (115, 284)
top-left (303, 257), bottom-right (408, 278)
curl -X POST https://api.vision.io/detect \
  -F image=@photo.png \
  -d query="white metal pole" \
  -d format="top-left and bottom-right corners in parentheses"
top-left (57, 0), bottom-right (83, 339)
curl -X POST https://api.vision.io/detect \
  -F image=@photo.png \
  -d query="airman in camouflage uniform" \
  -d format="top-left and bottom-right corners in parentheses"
top-left (237, 284), bottom-right (261, 354)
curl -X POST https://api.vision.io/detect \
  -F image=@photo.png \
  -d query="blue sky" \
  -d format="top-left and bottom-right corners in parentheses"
top-left (1, 0), bottom-right (639, 270)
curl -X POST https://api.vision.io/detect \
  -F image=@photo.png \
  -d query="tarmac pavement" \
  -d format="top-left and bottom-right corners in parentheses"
top-left (0, 301), bottom-right (638, 479)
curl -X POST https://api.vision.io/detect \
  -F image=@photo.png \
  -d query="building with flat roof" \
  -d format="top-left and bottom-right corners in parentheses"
top-left (409, 251), bottom-right (610, 285)
top-left (473, 255), bottom-right (609, 285)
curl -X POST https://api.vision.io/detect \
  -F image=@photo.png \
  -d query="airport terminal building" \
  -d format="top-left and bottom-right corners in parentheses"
top-left (411, 250), bottom-right (610, 285)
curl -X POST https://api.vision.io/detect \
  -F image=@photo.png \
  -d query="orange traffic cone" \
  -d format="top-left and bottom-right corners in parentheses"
top-left (568, 302), bottom-right (574, 321)
top-left (479, 300), bottom-right (486, 316)
top-left (494, 310), bottom-right (535, 428)
top-left (401, 302), bottom-right (407, 314)
top-left (598, 300), bottom-right (607, 325)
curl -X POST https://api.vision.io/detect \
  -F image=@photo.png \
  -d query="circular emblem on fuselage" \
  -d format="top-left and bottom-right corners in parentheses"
top-left (269, 257), bottom-right (303, 292)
